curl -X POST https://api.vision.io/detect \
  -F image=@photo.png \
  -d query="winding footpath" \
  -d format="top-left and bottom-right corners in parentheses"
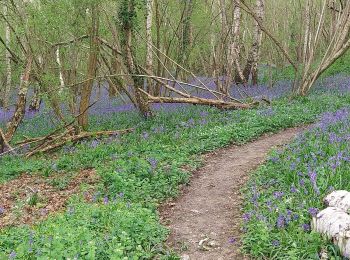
top-left (160, 127), bottom-right (306, 260)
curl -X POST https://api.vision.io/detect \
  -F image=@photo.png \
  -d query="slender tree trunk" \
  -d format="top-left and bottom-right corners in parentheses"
top-left (29, 84), bottom-right (41, 111)
top-left (154, 0), bottom-right (162, 96)
top-left (230, 0), bottom-right (246, 84)
top-left (56, 46), bottom-right (65, 93)
top-left (145, 0), bottom-right (154, 94)
top-left (181, 0), bottom-right (193, 68)
top-left (220, 0), bottom-right (229, 94)
top-left (210, 1), bottom-right (222, 92)
top-left (126, 29), bottom-right (152, 117)
top-left (297, 3), bottom-right (350, 95)
top-left (122, 0), bottom-right (152, 118)
top-left (303, 0), bottom-right (311, 64)
top-left (3, 4), bottom-right (12, 110)
top-left (5, 57), bottom-right (32, 142)
top-left (242, 0), bottom-right (265, 85)
top-left (78, 5), bottom-right (100, 129)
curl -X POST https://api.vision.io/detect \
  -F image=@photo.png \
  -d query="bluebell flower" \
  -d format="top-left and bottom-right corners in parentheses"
top-left (302, 223), bottom-right (311, 232)
top-left (308, 208), bottom-right (319, 217)
top-left (272, 240), bottom-right (280, 247)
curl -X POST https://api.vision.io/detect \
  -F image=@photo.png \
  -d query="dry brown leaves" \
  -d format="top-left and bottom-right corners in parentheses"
top-left (0, 169), bottom-right (99, 228)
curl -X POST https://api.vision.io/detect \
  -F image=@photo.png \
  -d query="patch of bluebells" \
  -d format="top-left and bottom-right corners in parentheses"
top-left (243, 108), bottom-right (350, 258)
top-left (147, 158), bottom-right (158, 170)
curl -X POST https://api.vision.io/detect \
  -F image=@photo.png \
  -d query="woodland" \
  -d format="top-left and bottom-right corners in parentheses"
top-left (1, 0), bottom-right (350, 259)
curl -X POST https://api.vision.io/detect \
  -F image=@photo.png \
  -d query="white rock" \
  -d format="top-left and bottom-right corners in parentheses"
top-left (324, 190), bottom-right (350, 212)
top-left (312, 207), bottom-right (350, 257)
top-left (181, 254), bottom-right (190, 260)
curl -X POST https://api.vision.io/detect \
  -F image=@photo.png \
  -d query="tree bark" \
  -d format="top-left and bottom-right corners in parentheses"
top-left (122, 0), bottom-right (152, 118)
top-left (230, 0), bottom-right (246, 84)
top-left (145, 0), bottom-right (154, 94)
top-left (56, 46), bottom-right (65, 93)
top-left (29, 84), bottom-right (41, 111)
top-left (3, 4), bottom-right (12, 110)
top-left (5, 56), bottom-right (32, 142)
top-left (302, 0), bottom-right (311, 64)
top-left (242, 0), bottom-right (265, 85)
top-left (78, 5), bottom-right (100, 129)
top-left (154, 0), bottom-right (162, 96)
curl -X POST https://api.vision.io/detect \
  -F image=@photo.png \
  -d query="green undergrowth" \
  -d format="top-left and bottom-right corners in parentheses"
top-left (1, 93), bottom-right (350, 258)
top-left (261, 51), bottom-right (350, 83)
top-left (242, 108), bottom-right (350, 259)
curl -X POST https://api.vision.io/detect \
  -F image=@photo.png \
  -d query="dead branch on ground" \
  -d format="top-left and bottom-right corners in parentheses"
top-left (139, 89), bottom-right (257, 110)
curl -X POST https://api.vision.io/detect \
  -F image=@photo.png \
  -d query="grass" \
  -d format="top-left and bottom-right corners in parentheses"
top-left (1, 92), bottom-right (350, 258)
top-left (260, 50), bottom-right (350, 84)
top-left (242, 108), bottom-right (350, 259)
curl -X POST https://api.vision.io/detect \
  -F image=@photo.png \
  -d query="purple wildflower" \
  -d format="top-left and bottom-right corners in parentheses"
top-left (293, 213), bottom-right (299, 221)
top-left (0, 206), bottom-right (5, 215)
top-left (290, 162), bottom-right (296, 170)
top-left (188, 118), bottom-right (195, 126)
top-left (200, 111), bottom-right (209, 117)
top-left (148, 158), bottom-right (158, 169)
top-left (103, 196), bottom-right (109, 205)
top-left (90, 139), bottom-right (99, 148)
top-left (272, 240), bottom-right (280, 247)
top-left (273, 191), bottom-right (284, 199)
top-left (142, 132), bottom-right (149, 139)
top-left (270, 157), bottom-right (279, 163)
top-left (243, 212), bottom-right (252, 223)
top-left (9, 251), bottom-right (16, 259)
top-left (308, 207), bottom-right (319, 217)
top-left (276, 214), bottom-right (285, 229)
top-left (302, 223), bottom-right (311, 232)
top-left (228, 237), bottom-right (237, 244)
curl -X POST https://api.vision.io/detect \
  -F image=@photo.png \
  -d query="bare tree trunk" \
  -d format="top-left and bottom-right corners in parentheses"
top-left (229, 0), bottom-right (246, 84)
top-left (78, 5), bottom-right (100, 129)
top-left (122, 0), bottom-right (152, 118)
top-left (210, 1), bottom-right (222, 92)
top-left (297, 2), bottom-right (350, 95)
top-left (145, 0), bottom-right (154, 94)
top-left (303, 0), bottom-right (311, 63)
top-left (3, 4), bottom-right (12, 111)
top-left (29, 84), bottom-right (41, 111)
top-left (154, 0), bottom-right (162, 96)
top-left (243, 0), bottom-right (265, 85)
top-left (220, 0), bottom-right (229, 94)
top-left (56, 46), bottom-right (65, 93)
top-left (5, 57), bottom-right (32, 142)
top-left (181, 0), bottom-right (193, 68)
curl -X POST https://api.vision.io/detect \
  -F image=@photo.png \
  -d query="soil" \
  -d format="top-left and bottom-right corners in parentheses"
top-left (160, 127), bottom-right (306, 260)
top-left (0, 169), bottom-right (98, 228)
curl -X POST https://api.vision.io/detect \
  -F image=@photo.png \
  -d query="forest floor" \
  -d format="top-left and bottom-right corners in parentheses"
top-left (2, 90), bottom-right (350, 258)
top-left (160, 126), bottom-right (307, 260)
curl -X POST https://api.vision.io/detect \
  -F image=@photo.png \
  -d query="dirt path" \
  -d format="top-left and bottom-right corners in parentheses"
top-left (160, 127), bottom-right (306, 260)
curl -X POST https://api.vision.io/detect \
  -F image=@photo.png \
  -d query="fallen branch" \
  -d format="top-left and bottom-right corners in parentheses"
top-left (0, 128), bottom-right (15, 154)
top-left (25, 128), bottom-right (134, 157)
top-left (139, 89), bottom-right (256, 110)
